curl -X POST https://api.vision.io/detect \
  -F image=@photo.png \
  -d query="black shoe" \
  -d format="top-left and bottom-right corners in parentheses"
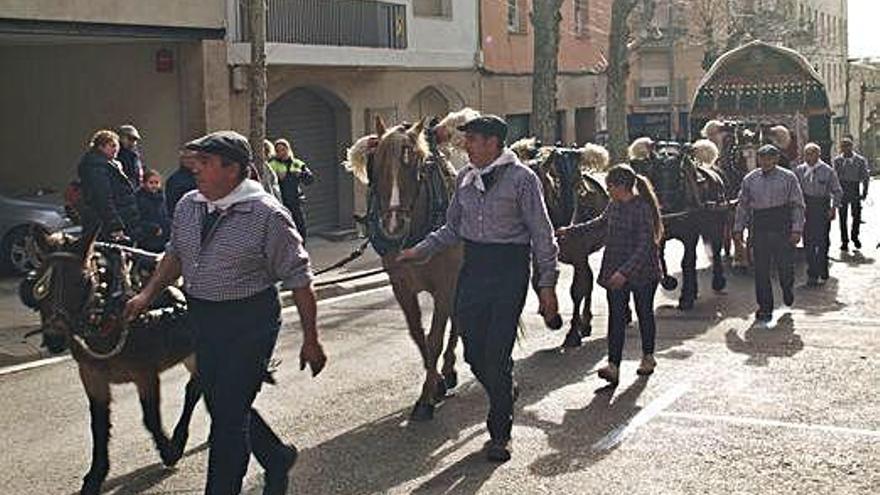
top-left (755, 310), bottom-right (772, 322)
top-left (841, 243), bottom-right (849, 251)
top-left (486, 441), bottom-right (511, 462)
top-left (783, 288), bottom-right (794, 307)
top-left (263, 444), bottom-right (298, 495)
top-left (854, 239), bottom-right (862, 249)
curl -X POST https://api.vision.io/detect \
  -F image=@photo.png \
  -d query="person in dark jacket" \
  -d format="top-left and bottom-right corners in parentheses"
top-left (165, 151), bottom-right (198, 217)
top-left (268, 138), bottom-right (314, 237)
top-left (77, 129), bottom-right (141, 241)
top-left (558, 164), bottom-right (664, 385)
top-left (117, 124), bottom-right (144, 186)
top-left (135, 169), bottom-right (170, 252)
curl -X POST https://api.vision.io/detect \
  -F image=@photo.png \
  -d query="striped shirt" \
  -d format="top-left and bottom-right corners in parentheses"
top-left (166, 187), bottom-right (313, 302)
top-left (734, 166), bottom-right (806, 233)
top-left (414, 151), bottom-right (559, 287)
top-left (794, 161), bottom-right (843, 207)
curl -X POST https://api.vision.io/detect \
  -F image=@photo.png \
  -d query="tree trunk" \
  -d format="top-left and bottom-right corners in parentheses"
top-left (606, 0), bottom-right (640, 163)
top-left (248, 0), bottom-right (270, 179)
top-left (531, 0), bottom-right (565, 144)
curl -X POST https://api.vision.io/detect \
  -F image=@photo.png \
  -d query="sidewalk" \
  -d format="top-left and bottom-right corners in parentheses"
top-left (0, 235), bottom-right (386, 368)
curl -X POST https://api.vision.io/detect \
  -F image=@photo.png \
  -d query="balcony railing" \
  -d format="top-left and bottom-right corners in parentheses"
top-left (236, 0), bottom-right (407, 49)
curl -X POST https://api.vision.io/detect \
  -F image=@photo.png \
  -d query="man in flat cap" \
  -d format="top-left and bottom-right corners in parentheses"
top-left (125, 130), bottom-right (327, 494)
top-left (832, 137), bottom-right (870, 250)
top-left (795, 143), bottom-right (842, 286)
top-left (398, 114), bottom-right (560, 462)
top-left (117, 124), bottom-right (144, 187)
top-left (733, 144), bottom-right (806, 322)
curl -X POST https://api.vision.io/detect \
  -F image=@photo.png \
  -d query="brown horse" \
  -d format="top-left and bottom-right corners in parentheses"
top-left (510, 139), bottom-right (610, 348)
top-left (22, 227), bottom-right (200, 495)
top-left (346, 118), bottom-right (462, 421)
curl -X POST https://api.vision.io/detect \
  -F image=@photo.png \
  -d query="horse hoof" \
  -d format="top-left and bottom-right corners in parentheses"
top-left (545, 314), bottom-right (563, 330)
top-left (443, 372), bottom-right (458, 391)
top-left (661, 275), bottom-right (679, 291)
top-left (562, 332), bottom-right (582, 348)
top-left (80, 472), bottom-right (106, 495)
top-left (410, 402), bottom-right (435, 421)
top-left (712, 276), bottom-right (727, 292)
top-left (160, 444), bottom-right (184, 468)
top-left (678, 299), bottom-right (695, 311)
top-left (579, 325), bottom-right (592, 338)
top-left (433, 380), bottom-right (449, 402)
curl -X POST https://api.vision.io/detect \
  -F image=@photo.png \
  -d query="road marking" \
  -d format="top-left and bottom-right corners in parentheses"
top-left (592, 383), bottom-right (690, 451)
top-left (660, 411), bottom-right (880, 439)
top-left (0, 355), bottom-right (71, 377)
top-left (283, 284), bottom-right (390, 314)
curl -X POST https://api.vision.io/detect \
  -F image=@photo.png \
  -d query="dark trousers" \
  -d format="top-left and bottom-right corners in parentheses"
top-left (804, 197), bottom-right (831, 279)
top-left (189, 288), bottom-right (286, 495)
top-left (455, 242), bottom-right (530, 444)
top-left (606, 281), bottom-right (658, 366)
top-left (752, 230), bottom-right (794, 313)
top-left (838, 183), bottom-right (862, 245)
top-left (284, 200), bottom-right (308, 240)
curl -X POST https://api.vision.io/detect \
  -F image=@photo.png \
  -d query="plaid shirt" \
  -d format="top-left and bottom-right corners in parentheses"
top-left (570, 197), bottom-right (662, 288)
top-left (166, 189), bottom-right (313, 302)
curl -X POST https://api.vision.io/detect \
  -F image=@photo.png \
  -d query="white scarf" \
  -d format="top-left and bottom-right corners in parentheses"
top-left (191, 179), bottom-right (270, 213)
top-left (461, 149), bottom-right (519, 192)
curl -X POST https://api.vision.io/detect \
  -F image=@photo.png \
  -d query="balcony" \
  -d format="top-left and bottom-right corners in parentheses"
top-left (235, 0), bottom-right (406, 49)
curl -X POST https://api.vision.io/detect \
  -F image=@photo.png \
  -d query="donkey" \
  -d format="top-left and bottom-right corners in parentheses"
top-left (510, 138), bottom-right (610, 348)
top-left (345, 118), bottom-right (462, 421)
top-left (22, 227), bottom-right (200, 495)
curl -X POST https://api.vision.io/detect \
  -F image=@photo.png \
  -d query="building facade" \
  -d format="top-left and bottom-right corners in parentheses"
top-left (626, 0), bottom-right (849, 147)
top-left (0, 0), bottom-right (229, 195)
top-left (848, 59), bottom-right (880, 166)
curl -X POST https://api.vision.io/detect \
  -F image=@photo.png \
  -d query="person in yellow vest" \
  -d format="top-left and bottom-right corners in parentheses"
top-left (268, 138), bottom-right (314, 237)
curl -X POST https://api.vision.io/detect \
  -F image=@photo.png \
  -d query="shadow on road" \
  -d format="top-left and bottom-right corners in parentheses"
top-left (725, 313), bottom-right (804, 366)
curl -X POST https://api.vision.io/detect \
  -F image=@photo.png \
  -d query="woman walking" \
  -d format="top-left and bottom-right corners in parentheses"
top-left (558, 165), bottom-right (664, 385)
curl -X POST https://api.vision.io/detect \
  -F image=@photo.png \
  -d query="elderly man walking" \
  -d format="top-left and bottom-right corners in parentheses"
top-left (125, 131), bottom-right (326, 495)
top-left (794, 143), bottom-right (842, 286)
top-left (734, 144), bottom-right (806, 322)
top-left (398, 115), bottom-right (560, 462)
top-left (832, 137), bottom-right (870, 250)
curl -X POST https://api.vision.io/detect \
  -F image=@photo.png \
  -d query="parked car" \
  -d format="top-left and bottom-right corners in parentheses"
top-left (0, 191), bottom-right (76, 274)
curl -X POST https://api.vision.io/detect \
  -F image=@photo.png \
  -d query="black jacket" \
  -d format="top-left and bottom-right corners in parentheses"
top-left (77, 150), bottom-right (141, 237)
top-left (165, 166), bottom-right (197, 217)
top-left (117, 146), bottom-right (143, 186)
top-left (135, 188), bottom-right (170, 252)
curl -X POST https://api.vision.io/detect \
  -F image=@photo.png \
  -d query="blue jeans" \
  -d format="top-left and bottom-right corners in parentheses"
top-left (606, 281), bottom-right (658, 366)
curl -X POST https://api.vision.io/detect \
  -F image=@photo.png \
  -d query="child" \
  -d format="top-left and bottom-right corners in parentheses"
top-left (136, 169), bottom-right (171, 253)
top-left (557, 164), bottom-right (664, 385)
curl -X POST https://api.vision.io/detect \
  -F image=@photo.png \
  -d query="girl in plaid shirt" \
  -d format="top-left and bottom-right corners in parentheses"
top-left (558, 165), bottom-right (664, 385)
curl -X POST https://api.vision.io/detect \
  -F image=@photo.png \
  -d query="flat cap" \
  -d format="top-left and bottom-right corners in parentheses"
top-left (458, 114), bottom-right (508, 141)
top-left (757, 144), bottom-right (781, 157)
top-left (184, 130), bottom-right (252, 166)
top-left (118, 124), bottom-right (141, 140)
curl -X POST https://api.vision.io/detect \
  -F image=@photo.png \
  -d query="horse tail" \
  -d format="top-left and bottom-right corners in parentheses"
top-left (635, 174), bottom-right (664, 245)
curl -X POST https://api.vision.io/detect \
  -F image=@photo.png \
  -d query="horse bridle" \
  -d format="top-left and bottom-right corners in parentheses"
top-left (371, 140), bottom-right (429, 244)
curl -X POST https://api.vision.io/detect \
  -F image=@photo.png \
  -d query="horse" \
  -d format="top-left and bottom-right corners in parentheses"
top-left (510, 138), bottom-right (610, 348)
top-left (629, 138), bottom-right (730, 310)
top-left (345, 117), bottom-right (461, 421)
top-left (20, 227), bottom-right (200, 495)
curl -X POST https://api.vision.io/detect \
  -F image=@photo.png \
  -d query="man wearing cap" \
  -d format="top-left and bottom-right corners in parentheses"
top-left (398, 115), bottom-right (560, 462)
top-left (832, 137), bottom-right (870, 250)
top-left (117, 124), bottom-right (144, 187)
top-left (795, 143), bottom-right (842, 286)
top-left (734, 144), bottom-right (806, 322)
top-left (124, 130), bottom-right (327, 494)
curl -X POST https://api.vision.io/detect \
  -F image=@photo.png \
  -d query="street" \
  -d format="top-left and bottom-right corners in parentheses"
top-left (2, 207), bottom-right (879, 494)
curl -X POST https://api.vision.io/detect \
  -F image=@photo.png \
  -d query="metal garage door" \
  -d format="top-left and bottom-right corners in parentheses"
top-left (267, 88), bottom-right (339, 230)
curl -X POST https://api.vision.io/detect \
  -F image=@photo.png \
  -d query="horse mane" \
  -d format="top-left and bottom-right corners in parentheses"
top-left (701, 119), bottom-right (723, 138)
top-left (437, 107), bottom-right (481, 152)
top-left (344, 134), bottom-right (377, 185)
top-left (510, 137), bottom-right (538, 161)
top-left (628, 137), bottom-right (654, 161)
top-left (692, 139), bottom-right (720, 166)
top-left (768, 125), bottom-right (791, 148)
top-left (579, 143), bottom-right (610, 171)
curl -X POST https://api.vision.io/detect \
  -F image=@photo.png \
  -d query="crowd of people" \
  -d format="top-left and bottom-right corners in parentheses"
top-left (61, 115), bottom-right (871, 492)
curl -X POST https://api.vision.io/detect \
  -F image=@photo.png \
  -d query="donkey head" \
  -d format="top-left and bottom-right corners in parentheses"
top-left (371, 116), bottom-right (429, 241)
top-left (25, 226), bottom-right (103, 354)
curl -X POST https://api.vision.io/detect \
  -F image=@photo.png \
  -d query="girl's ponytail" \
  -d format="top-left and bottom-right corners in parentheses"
top-left (634, 174), bottom-right (664, 244)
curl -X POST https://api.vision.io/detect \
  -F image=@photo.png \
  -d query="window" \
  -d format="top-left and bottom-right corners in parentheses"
top-left (414, 0), bottom-right (452, 18)
top-left (574, 0), bottom-right (590, 37)
top-left (507, 0), bottom-right (526, 33)
top-left (639, 87), bottom-right (654, 99)
top-left (639, 85), bottom-right (670, 101)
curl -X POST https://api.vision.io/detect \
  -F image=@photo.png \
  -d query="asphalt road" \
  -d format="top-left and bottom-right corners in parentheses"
top-left (2, 215), bottom-right (879, 494)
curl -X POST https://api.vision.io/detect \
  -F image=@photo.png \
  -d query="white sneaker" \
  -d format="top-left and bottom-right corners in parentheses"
top-left (597, 363), bottom-right (620, 385)
top-left (637, 354), bottom-right (656, 376)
